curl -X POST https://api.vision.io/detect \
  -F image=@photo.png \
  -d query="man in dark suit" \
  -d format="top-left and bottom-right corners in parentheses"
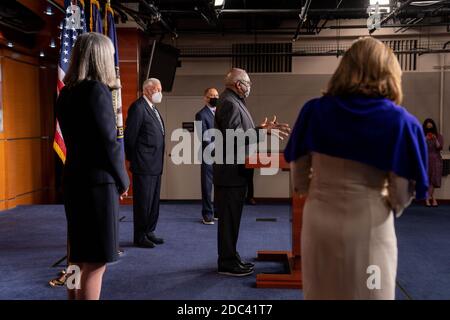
top-left (214, 68), bottom-right (290, 276)
top-left (124, 78), bottom-right (165, 248)
top-left (195, 87), bottom-right (219, 225)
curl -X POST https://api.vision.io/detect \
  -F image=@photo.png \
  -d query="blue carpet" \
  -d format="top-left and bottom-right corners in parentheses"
top-left (0, 203), bottom-right (448, 300)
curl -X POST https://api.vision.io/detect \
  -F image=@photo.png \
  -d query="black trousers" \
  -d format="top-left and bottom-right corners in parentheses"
top-left (201, 163), bottom-right (216, 218)
top-left (245, 168), bottom-right (254, 200)
top-left (132, 174), bottom-right (161, 243)
top-left (216, 185), bottom-right (247, 267)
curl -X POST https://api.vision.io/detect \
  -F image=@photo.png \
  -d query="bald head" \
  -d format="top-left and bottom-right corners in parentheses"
top-left (225, 68), bottom-right (251, 98)
top-left (225, 68), bottom-right (250, 87)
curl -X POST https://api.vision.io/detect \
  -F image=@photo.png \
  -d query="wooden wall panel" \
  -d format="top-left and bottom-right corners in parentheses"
top-left (39, 66), bottom-right (56, 204)
top-left (0, 140), bottom-right (5, 206)
top-left (118, 28), bottom-right (140, 61)
top-left (9, 190), bottom-right (46, 208)
top-left (120, 62), bottom-right (139, 118)
top-left (5, 139), bottom-right (43, 200)
top-left (3, 58), bottom-right (41, 138)
top-left (0, 49), bottom-right (55, 211)
top-left (117, 28), bottom-right (141, 203)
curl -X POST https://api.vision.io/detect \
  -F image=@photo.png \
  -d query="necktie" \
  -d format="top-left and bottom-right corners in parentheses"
top-left (151, 105), bottom-right (164, 135)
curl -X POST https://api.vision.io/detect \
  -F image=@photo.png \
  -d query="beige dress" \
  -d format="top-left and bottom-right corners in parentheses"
top-left (291, 152), bottom-right (415, 300)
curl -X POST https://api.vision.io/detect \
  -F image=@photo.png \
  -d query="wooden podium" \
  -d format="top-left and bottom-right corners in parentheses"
top-left (246, 153), bottom-right (304, 289)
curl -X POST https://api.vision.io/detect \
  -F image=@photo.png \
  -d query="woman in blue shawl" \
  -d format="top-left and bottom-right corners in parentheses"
top-left (284, 37), bottom-right (428, 300)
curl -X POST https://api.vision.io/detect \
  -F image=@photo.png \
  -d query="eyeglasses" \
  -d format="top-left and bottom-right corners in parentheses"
top-left (238, 79), bottom-right (251, 86)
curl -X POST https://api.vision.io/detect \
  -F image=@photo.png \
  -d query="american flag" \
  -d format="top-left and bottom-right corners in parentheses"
top-left (54, 0), bottom-right (87, 163)
top-left (104, 1), bottom-right (124, 145)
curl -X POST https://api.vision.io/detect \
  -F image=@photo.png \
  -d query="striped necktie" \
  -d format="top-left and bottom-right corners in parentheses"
top-left (151, 105), bottom-right (164, 135)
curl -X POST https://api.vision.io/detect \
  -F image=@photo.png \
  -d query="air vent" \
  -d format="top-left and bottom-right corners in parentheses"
top-left (232, 43), bottom-right (292, 73)
top-left (383, 40), bottom-right (418, 71)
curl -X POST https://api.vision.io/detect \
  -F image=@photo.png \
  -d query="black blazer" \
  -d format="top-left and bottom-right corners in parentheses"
top-left (56, 80), bottom-right (129, 193)
top-left (195, 105), bottom-right (215, 152)
top-left (214, 88), bottom-right (258, 187)
top-left (124, 96), bottom-right (165, 175)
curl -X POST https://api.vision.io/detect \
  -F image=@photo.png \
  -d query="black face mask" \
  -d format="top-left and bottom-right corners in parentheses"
top-left (208, 97), bottom-right (218, 107)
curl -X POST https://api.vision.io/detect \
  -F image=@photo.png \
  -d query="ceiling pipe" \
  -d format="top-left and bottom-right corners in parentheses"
top-left (46, 0), bottom-right (64, 14)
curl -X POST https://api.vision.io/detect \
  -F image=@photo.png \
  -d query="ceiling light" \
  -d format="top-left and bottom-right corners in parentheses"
top-left (40, 51), bottom-right (45, 57)
top-left (7, 42), bottom-right (13, 48)
top-left (44, 6), bottom-right (54, 16)
top-left (49, 38), bottom-right (56, 48)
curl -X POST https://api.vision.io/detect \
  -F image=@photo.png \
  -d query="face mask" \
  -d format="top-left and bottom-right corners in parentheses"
top-left (244, 86), bottom-right (251, 98)
top-left (239, 81), bottom-right (251, 98)
top-left (208, 97), bottom-right (218, 107)
top-left (152, 91), bottom-right (162, 104)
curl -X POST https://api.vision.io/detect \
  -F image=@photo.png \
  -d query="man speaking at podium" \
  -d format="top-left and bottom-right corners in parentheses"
top-left (214, 68), bottom-right (290, 276)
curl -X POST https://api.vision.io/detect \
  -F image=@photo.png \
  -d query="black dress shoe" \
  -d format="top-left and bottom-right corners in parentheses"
top-left (146, 232), bottom-right (164, 245)
top-left (235, 253), bottom-right (254, 269)
top-left (238, 260), bottom-right (255, 269)
top-left (218, 265), bottom-right (254, 277)
top-left (134, 237), bottom-right (155, 248)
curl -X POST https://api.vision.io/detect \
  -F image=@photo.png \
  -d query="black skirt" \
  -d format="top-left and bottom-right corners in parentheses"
top-left (63, 182), bottom-right (119, 263)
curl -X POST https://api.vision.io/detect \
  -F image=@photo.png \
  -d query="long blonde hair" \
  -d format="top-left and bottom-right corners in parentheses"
top-left (325, 37), bottom-right (403, 104)
top-left (63, 32), bottom-right (117, 89)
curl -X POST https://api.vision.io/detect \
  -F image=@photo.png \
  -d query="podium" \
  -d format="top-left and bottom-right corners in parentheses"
top-left (245, 153), bottom-right (304, 289)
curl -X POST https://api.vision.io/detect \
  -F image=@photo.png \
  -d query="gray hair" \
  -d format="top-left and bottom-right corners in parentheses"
top-left (224, 68), bottom-right (250, 87)
top-left (143, 78), bottom-right (161, 91)
top-left (63, 32), bottom-right (117, 88)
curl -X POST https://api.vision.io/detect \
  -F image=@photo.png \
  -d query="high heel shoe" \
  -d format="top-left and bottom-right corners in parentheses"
top-left (431, 198), bottom-right (438, 207)
top-left (425, 199), bottom-right (431, 207)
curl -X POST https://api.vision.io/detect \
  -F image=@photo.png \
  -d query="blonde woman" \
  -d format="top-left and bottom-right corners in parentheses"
top-left (56, 32), bottom-right (129, 300)
top-left (285, 37), bottom-right (428, 299)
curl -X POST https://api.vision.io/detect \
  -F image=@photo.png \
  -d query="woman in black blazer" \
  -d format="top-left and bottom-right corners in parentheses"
top-left (56, 32), bottom-right (129, 300)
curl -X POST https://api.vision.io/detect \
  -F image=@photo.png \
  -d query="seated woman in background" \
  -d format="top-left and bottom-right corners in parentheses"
top-left (284, 37), bottom-right (428, 300)
top-left (422, 118), bottom-right (443, 207)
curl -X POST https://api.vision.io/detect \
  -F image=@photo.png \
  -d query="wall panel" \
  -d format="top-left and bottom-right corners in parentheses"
top-left (0, 50), bottom-right (55, 211)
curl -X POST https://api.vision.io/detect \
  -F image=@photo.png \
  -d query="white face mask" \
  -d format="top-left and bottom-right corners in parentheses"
top-left (151, 91), bottom-right (163, 104)
top-left (244, 86), bottom-right (251, 98)
top-left (239, 81), bottom-right (251, 98)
